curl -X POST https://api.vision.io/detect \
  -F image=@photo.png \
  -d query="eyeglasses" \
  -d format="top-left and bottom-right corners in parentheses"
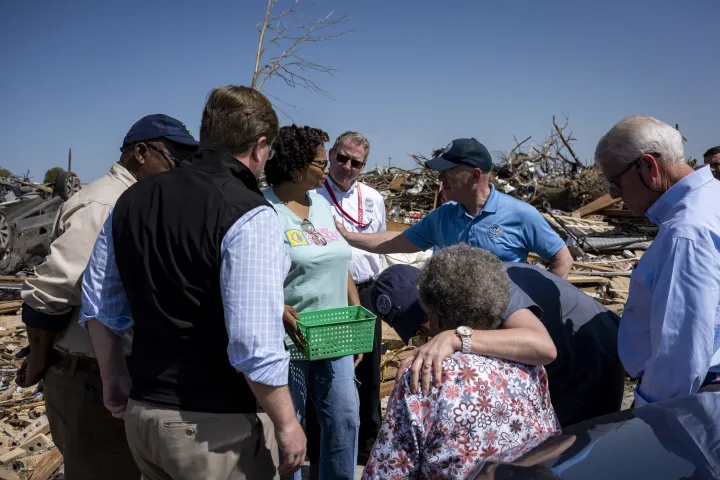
top-left (301, 219), bottom-right (327, 246)
top-left (145, 143), bottom-right (178, 168)
top-left (335, 152), bottom-right (365, 169)
top-left (310, 158), bottom-right (328, 170)
top-left (604, 152), bottom-right (660, 195)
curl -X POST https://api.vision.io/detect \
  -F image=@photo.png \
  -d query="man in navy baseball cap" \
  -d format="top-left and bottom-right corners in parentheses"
top-left (424, 138), bottom-right (493, 172)
top-left (120, 114), bottom-right (198, 179)
top-left (334, 134), bottom-right (573, 279)
top-left (370, 264), bottom-right (430, 344)
top-left (16, 112), bottom-right (198, 480)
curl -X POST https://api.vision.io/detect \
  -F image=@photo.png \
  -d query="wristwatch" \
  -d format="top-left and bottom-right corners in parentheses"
top-left (455, 326), bottom-right (473, 354)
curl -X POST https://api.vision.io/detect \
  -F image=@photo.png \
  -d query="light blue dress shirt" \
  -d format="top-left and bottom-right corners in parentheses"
top-left (620, 166), bottom-right (720, 406)
top-left (403, 183), bottom-right (565, 261)
top-left (79, 205), bottom-right (291, 387)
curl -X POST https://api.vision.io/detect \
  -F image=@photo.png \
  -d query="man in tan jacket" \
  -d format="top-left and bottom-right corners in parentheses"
top-left (16, 114), bottom-right (198, 479)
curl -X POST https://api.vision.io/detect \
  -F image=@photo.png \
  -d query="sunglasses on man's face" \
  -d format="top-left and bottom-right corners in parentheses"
top-left (335, 152), bottom-right (365, 169)
top-left (145, 143), bottom-right (180, 168)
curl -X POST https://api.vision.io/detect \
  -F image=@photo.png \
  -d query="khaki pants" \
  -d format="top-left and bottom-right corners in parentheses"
top-left (43, 356), bottom-right (141, 480)
top-left (124, 399), bottom-right (279, 480)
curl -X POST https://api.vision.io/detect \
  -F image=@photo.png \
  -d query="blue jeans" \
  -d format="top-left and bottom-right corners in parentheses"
top-left (282, 355), bottom-right (360, 480)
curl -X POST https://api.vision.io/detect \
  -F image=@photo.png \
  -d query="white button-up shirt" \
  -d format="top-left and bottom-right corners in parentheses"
top-left (317, 176), bottom-right (386, 283)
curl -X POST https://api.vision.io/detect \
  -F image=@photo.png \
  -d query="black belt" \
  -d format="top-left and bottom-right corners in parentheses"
top-left (355, 279), bottom-right (374, 290)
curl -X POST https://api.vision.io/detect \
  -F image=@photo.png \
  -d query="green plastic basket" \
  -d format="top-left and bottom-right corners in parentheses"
top-left (288, 306), bottom-right (376, 361)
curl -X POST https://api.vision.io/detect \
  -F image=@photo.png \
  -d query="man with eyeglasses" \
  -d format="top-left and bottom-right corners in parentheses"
top-left (17, 114), bottom-right (198, 480)
top-left (316, 131), bottom-right (387, 461)
top-left (596, 115), bottom-right (720, 406)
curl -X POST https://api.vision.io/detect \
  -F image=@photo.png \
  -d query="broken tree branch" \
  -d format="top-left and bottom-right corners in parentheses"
top-left (553, 115), bottom-right (582, 167)
top-left (251, 0), bottom-right (352, 100)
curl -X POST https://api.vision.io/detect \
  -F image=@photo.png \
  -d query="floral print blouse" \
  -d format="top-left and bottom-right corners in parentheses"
top-left (362, 353), bottom-right (559, 479)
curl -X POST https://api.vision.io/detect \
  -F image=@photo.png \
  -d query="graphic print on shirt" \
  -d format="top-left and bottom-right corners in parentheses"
top-left (488, 224), bottom-right (503, 238)
top-left (284, 227), bottom-right (343, 247)
top-left (364, 197), bottom-right (375, 214)
top-left (286, 229), bottom-right (309, 247)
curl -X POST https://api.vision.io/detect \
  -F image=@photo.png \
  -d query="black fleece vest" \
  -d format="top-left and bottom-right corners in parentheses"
top-left (112, 150), bottom-right (269, 413)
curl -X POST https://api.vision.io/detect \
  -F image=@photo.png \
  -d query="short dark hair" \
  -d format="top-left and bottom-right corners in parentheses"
top-left (264, 125), bottom-right (329, 186)
top-left (417, 244), bottom-right (509, 332)
top-left (703, 146), bottom-right (720, 159)
top-left (199, 85), bottom-right (279, 156)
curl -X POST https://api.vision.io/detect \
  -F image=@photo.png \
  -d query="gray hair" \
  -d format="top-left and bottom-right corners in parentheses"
top-left (594, 116), bottom-right (684, 167)
top-left (332, 131), bottom-right (370, 161)
top-left (417, 244), bottom-right (509, 332)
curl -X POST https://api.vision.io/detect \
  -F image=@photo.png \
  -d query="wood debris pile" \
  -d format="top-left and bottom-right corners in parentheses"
top-left (0, 278), bottom-right (62, 480)
top-left (358, 165), bottom-right (441, 225)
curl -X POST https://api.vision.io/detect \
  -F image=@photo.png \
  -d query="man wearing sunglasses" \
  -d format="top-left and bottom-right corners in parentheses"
top-left (17, 114), bottom-right (198, 480)
top-left (596, 116), bottom-right (720, 406)
top-left (316, 131), bottom-right (388, 461)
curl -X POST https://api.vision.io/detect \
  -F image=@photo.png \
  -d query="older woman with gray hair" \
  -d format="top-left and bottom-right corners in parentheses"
top-left (362, 245), bottom-right (559, 480)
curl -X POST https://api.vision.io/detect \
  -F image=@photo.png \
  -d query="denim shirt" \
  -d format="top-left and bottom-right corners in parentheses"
top-left (620, 166), bottom-right (720, 405)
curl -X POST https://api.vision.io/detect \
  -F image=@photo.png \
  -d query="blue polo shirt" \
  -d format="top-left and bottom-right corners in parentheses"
top-left (403, 184), bottom-right (565, 262)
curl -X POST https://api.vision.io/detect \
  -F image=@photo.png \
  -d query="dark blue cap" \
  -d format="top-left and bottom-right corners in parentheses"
top-left (425, 138), bottom-right (493, 172)
top-left (121, 114), bottom-right (198, 149)
top-left (370, 264), bottom-right (424, 344)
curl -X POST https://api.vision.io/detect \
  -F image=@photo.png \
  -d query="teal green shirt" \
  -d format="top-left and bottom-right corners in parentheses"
top-left (264, 189), bottom-right (353, 354)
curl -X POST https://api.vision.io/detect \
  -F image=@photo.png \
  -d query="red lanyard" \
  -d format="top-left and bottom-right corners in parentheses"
top-left (325, 179), bottom-right (373, 229)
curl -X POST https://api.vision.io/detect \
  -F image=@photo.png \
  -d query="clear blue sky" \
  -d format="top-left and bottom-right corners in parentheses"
top-left (1, 0), bottom-right (718, 183)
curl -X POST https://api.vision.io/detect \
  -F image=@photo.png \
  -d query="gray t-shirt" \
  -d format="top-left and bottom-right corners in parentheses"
top-left (503, 262), bottom-right (623, 426)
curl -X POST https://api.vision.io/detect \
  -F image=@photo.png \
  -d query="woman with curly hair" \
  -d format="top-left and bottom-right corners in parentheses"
top-left (263, 125), bottom-right (361, 480)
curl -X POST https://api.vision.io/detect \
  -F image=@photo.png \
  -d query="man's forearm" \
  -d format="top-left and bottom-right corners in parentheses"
top-left (26, 327), bottom-right (58, 363)
top-left (548, 246), bottom-right (573, 280)
top-left (470, 328), bottom-right (557, 366)
top-left (245, 378), bottom-right (298, 429)
top-left (343, 230), bottom-right (419, 254)
top-left (87, 319), bottom-right (129, 380)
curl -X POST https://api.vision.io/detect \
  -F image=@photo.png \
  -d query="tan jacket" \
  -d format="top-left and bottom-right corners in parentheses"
top-left (21, 163), bottom-right (136, 357)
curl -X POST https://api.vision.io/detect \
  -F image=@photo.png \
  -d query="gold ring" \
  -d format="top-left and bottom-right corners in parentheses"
top-left (423, 364), bottom-right (431, 370)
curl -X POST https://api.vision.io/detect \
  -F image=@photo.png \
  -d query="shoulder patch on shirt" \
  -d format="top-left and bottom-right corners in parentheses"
top-left (488, 224), bottom-right (503, 237)
top-left (364, 198), bottom-right (374, 208)
top-left (285, 229), bottom-right (309, 247)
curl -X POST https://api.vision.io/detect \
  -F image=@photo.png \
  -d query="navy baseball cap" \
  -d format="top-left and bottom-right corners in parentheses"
top-left (121, 114), bottom-right (198, 149)
top-left (425, 138), bottom-right (493, 172)
top-left (370, 264), bottom-right (425, 344)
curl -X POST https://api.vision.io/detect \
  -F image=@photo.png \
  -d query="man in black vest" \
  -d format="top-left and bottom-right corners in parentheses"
top-left (79, 86), bottom-right (306, 479)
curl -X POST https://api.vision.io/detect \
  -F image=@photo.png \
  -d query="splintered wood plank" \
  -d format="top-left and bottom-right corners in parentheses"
top-left (27, 448), bottom-right (62, 480)
top-left (572, 261), bottom-right (622, 273)
top-left (13, 417), bottom-right (49, 447)
top-left (572, 194), bottom-right (622, 218)
top-left (0, 448), bottom-right (26, 465)
top-left (18, 434), bottom-right (52, 454)
top-left (380, 381), bottom-right (396, 399)
top-left (567, 275), bottom-right (610, 286)
top-left (0, 466), bottom-right (20, 480)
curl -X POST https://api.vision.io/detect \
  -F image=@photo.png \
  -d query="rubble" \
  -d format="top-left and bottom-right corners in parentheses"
top-left (0, 173), bottom-right (81, 276)
top-left (0, 277), bottom-right (62, 480)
